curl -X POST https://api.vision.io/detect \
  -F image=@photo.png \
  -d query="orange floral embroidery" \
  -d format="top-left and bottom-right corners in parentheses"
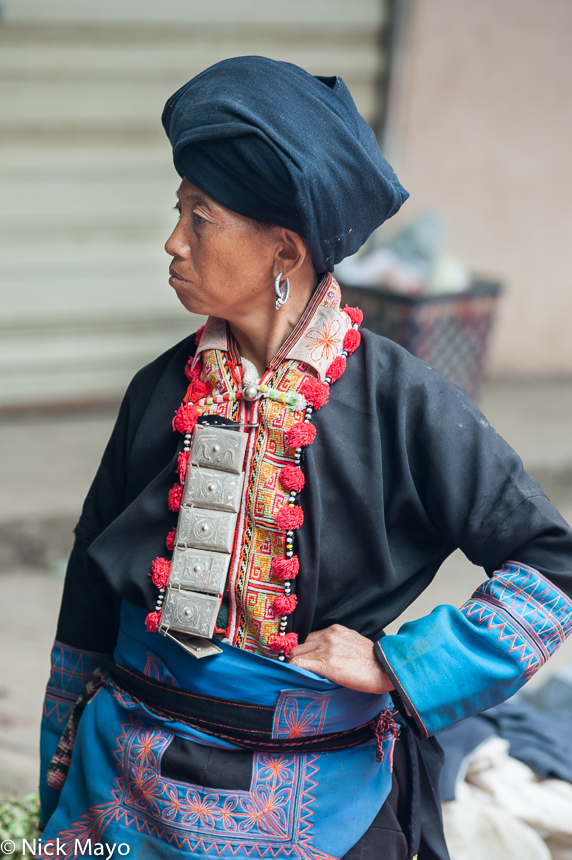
top-left (304, 318), bottom-right (343, 363)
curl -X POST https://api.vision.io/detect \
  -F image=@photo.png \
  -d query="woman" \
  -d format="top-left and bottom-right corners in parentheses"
top-left (40, 57), bottom-right (572, 860)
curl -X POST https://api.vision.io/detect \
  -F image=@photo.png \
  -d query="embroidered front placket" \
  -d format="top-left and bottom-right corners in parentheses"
top-left (159, 425), bottom-right (247, 642)
top-left (145, 275), bottom-right (364, 659)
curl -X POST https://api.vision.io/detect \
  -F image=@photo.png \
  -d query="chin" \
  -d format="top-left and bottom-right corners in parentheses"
top-left (171, 281), bottom-right (223, 318)
top-left (172, 286), bottom-right (202, 315)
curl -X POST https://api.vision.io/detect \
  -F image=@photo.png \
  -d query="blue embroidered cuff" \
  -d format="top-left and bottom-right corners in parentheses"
top-left (40, 641), bottom-right (110, 825)
top-left (44, 641), bottom-right (110, 729)
top-left (375, 562), bottom-right (572, 737)
top-left (462, 561), bottom-right (572, 675)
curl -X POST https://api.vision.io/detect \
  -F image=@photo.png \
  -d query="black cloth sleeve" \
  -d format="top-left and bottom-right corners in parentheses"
top-left (55, 336), bottom-right (196, 651)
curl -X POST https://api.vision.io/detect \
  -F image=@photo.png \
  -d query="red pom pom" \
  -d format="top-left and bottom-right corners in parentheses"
top-left (284, 422), bottom-right (316, 449)
top-left (190, 380), bottom-right (209, 401)
top-left (166, 528), bottom-right (176, 552)
top-left (271, 593), bottom-right (298, 616)
top-left (326, 355), bottom-right (347, 382)
top-left (343, 305), bottom-right (363, 327)
top-left (173, 404), bottom-right (199, 434)
top-left (168, 484), bottom-right (184, 512)
top-left (280, 465), bottom-right (305, 493)
top-left (343, 329), bottom-right (361, 355)
top-left (275, 504), bottom-right (304, 530)
top-left (194, 324), bottom-right (206, 345)
top-left (185, 358), bottom-right (202, 382)
top-left (145, 611), bottom-right (162, 632)
top-left (177, 450), bottom-right (190, 483)
top-left (300, 378), bottom-right (330, 410)
top-left (271, 556), bottom-right (300, 580)
top-left (150, 557), bottom-right (171, 588)
top-left (268, 632), bottom-right (298, 656)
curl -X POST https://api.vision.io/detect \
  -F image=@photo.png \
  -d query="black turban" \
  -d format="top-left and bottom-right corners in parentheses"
top-left (162, 56), bottom-right (409, 273)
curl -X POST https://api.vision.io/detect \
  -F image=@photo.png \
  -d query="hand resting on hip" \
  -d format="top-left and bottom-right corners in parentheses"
top-left (288, 624), bottom-right (395, 694)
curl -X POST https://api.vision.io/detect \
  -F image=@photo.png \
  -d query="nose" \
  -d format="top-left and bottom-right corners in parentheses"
top-left (165, 220), bottom-right (190, 260)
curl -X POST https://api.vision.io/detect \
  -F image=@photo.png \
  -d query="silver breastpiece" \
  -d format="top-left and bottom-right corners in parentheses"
top-left (159, 425), bottom-right (247, 650)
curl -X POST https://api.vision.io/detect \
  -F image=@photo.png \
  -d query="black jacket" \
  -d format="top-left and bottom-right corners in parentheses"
top-left (55, 329), bottom-right (572, 653)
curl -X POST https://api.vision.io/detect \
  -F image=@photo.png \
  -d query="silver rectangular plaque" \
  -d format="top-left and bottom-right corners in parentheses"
top-left (175, 506), bottom-right (237, 553)
top-left (183, 466), bottom-right (244, 513)
top-left (169, 546), bottom-right (230, 595)
top-left (162, 630), bottom-right (223, 659)
top-left (160, 588), bottom-right (221, 639)
top-left (191, 426), bottom-right (247, 474)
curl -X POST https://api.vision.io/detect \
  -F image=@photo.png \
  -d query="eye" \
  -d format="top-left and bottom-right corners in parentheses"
top-left (173, 204), bottom-right (182, 218)
top-left (193, 212), bottom-right (207, 225)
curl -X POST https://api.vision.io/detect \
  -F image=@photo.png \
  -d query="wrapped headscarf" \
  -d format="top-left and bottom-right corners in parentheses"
top-left (162, 56), bottom-right (408, 273)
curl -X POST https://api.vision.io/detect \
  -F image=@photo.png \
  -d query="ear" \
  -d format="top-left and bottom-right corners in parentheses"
top-left (273, 229), bottom-right (311, 280)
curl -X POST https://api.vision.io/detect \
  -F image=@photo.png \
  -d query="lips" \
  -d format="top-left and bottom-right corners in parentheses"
top-left (169, 269), bottom-right (190, 285)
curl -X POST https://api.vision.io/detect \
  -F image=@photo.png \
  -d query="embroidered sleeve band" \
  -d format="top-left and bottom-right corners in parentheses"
top-left (44, 641), bottom-right (111, 728)
top-left (461, 561), bottom-right (572, 674)
top-left (374, 561), bottom-right (572, 738)
top-left (40, 641), bottom-right (111, 826)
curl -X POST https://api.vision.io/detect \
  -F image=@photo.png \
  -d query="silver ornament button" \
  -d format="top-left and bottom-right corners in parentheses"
top-left (243, 385), bottom-right (259, 401)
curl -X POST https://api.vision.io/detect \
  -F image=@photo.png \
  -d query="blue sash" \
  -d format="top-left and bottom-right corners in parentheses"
top-left (40, 602), bottom-right (395, 859)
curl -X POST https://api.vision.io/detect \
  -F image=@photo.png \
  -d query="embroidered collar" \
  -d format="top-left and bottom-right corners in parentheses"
top-left (145, 286), bottom-right (364, 659)
top-left (194, 274), bottom-right (351, 381)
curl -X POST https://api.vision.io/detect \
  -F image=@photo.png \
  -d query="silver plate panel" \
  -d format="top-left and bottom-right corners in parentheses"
top-left (160, 588), bottom-right (220, 639)
top-left (183, 466), bottom-right (244, 513)
top-left (169, 547), bottom-right (230, 595)
top-left (191, 426), bottom-right (247, 474)
top-left (175, 506), bottom-right (237, 553)
top-left (162, 630), bottom-right (223, 659)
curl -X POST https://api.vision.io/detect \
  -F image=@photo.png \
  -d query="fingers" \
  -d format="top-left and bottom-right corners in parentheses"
top-left (289, 624), bottom-right (352, 658)
top-left (288, 651), bottom-right (332, 678)
top-left (288, 659), bottom-right (330, 679)
top-left (287, 653), bottom-right (328, 674)
top-left (288, 636), bottom-right (323, 658)
top-left (288, 625), bottom-right (358, 674)
top-left (286, 624), bottom-right (395, 693)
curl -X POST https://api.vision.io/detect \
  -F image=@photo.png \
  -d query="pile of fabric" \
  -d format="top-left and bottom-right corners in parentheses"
top-left (334, 213), bottom-right (472, 296)
top-left (438, 665), bottom-right (572, 860)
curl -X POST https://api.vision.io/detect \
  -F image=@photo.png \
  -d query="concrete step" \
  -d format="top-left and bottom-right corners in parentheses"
top-left (3, 0), bottom-right (387, 26)
top-left (0, 240), bottom-right (186, 324)
top-left (0, 317), bottom-right (201, 407)
top-left (0, 144), bottom-right (177, 246)
top-left (0, 142), bottom-right (200, 405)
top-left (0, 21), bottom-right (385, 133)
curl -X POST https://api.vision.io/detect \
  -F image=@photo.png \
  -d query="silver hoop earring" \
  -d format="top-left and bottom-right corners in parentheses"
top-left (274, 271), bottom-right (290, 310)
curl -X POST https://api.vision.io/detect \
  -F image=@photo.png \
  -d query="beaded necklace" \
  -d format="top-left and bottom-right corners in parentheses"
top-left (145, 303), bottom-right (364, 661)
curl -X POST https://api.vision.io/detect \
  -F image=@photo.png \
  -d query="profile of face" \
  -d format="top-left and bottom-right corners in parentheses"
top-left (165, 178), bottom-right (307, 322)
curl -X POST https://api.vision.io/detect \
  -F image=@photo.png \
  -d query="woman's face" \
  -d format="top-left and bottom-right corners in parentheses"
top-left (165, 178), bottom-right (281, 319)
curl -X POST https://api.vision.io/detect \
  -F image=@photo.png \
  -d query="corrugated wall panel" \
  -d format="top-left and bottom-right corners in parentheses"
top-left (0, 0), bottom-right (390, 408)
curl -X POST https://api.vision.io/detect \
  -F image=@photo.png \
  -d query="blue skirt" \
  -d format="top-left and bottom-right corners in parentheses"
top-left (39, 602), bottom-right (396, 860)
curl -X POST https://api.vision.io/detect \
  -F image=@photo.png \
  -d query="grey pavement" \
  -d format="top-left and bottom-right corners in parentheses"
top-left (1, 378), bottom-right (572, 795)
top-left (0, 568), bottom-right (63, 796)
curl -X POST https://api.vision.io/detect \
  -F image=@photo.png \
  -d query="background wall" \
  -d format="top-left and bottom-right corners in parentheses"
top-left (384, 0), bottom-right (572, 376)
top-left (0, 0), bottom-right (390, 408)
top-left (3, 0), bottom-right (571, 404)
